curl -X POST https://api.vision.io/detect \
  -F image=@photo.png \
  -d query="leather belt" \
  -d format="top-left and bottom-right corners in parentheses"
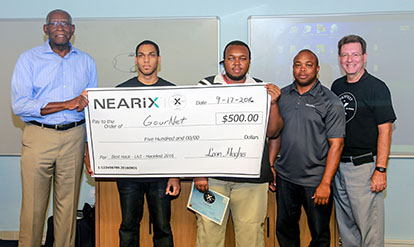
top-left (340, 156), bottom-right (352, 162)
top-left (29, 119), bottom-right (85, 131)
top-left (340, 152), bottom-right (375, 166)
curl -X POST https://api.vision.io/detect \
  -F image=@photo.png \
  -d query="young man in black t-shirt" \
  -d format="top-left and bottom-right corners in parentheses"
top-left (331, 35), bottom-right (396, 247)
top-left (86, 40), bottom-right (180, 247)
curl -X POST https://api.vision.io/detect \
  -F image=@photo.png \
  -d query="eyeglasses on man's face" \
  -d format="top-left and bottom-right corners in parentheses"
top-left (47, 21), bottom-right (71, 28)
top-left (339, 53), bottom-right (364, 59)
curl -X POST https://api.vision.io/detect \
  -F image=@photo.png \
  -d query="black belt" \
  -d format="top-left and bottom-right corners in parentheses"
top-left (29, 119), bottom-right (85, 131)
top-left (340, 156), bottom-right (352, 162)
top-left (340, 153), bottom-right (375, 166)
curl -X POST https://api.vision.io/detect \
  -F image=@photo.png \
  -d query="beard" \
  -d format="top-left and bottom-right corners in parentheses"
top-left (138, 65), bottom-right (157, 76)
top-left (224, 65), bottom-right (248, 81)
top-left (225, 73), bottom-right (247, 81)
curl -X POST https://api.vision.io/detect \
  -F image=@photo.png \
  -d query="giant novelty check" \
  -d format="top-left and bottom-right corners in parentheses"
top-left (85, 84), bottom-right (270, 177)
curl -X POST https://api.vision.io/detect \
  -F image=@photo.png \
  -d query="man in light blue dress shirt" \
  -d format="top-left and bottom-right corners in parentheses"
top-left (11, 9), bottom-right (97, 247)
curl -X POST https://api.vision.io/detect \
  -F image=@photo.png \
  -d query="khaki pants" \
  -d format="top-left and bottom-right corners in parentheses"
top-left (196, 179), bottom-right (268, 247)
top-left (18, 124), bottom-right (86, 247)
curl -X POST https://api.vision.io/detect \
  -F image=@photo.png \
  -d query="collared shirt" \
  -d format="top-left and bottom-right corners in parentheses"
top-left (11, 40), bottom-right (98, 124)
top-left (198, 73), bottom-right (259, 86)
top-left (276, 80), bottom-right (345, 187)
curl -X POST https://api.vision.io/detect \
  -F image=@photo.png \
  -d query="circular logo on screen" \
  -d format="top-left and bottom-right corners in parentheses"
top-left (338, 92), bottom-right (357, 123)
top-left (203, 191), bottom-right (215, 204)
top-left (169, 94), bottom-right (187, 110)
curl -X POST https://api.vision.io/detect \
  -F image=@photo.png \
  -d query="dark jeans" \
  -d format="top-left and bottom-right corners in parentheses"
top-left (117, 179), bottom-right (173, 247)
top-left (276, 175), bottom-right (332, 247)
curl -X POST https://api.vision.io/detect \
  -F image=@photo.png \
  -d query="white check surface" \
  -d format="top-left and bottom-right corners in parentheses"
top-left (86, 84), bottom-right (269, 177)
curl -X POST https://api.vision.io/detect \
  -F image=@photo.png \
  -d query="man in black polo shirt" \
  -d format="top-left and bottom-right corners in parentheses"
top-left (269, 49), bottom-right (345, 246)
top-left (331, 35), bottom-right (396, 247)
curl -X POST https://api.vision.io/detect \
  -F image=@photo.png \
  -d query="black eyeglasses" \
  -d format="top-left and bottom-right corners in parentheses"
top-left (47, 21), bottom-right (71, 28)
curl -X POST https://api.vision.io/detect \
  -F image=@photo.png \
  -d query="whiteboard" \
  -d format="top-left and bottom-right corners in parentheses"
top-left (0, 17), bottom-right (220, 154)
top-left (249, 13), bottom-right (414, 156)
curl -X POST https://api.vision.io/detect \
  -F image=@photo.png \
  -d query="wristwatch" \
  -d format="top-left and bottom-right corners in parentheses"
top-left (375, 166), bottom-right (387, 173)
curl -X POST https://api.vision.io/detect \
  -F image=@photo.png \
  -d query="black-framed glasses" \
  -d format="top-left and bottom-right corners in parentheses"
top-left (47, 21), bottom-right (71, 28)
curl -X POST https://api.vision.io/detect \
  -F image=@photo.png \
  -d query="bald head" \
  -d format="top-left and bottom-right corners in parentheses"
top-left (293, 49), bottom-right (319, 66)
top-left (46, 9), bottom-right (72, 24)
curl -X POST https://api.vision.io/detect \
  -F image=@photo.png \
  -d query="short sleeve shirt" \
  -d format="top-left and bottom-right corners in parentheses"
top-left (331, 71), bottom-right (396, 156)
top-left (276, 81), bottom-right (345, 187)
top-left (116, 76), bottom-right (175, 183)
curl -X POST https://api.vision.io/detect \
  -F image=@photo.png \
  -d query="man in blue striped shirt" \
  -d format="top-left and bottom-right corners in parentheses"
top-left (11, 9), bottom-right (97, 247)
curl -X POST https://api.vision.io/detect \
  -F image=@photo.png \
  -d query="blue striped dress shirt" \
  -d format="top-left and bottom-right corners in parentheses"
top-left (11, 40), bottom-right (98, 124)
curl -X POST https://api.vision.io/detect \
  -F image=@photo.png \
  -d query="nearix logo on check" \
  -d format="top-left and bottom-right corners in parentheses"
top-left (93, 97), bottom-right (161, 109)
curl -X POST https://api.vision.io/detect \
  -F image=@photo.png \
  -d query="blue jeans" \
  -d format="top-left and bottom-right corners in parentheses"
top-left (276, 175), bottom-right (332, 247)
top-left (117, 179), bottom-right (173, 247)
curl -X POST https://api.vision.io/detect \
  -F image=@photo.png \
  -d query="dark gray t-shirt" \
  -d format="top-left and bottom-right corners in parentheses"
top-left (276, 81), bottom-right (345, 187)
